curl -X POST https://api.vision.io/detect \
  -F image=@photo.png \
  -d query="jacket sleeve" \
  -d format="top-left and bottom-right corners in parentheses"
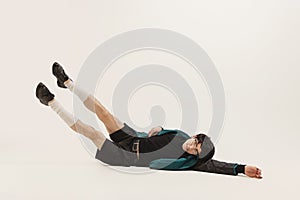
top-left (137, 129), bottom-right (176, 138)
top-left (149, 156), bottom-right (198, 170)
top-left (136, 131), bottom-right (148, 138)
top-left (191, 159), bottom-right (242, 176)
top-left (149, 158), bottom-right (187, 170)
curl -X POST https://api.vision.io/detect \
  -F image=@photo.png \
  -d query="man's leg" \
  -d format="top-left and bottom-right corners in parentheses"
top-left (52, 62), bottom-right (124, 134)
top-left (70, 119), bottom-right (106, 150)
top-left (36, 83), bottom-right (106, 149)
top-left (82, 94), bottom-right (125, 134)
top-left (49, 98), bottom-right (106, 149)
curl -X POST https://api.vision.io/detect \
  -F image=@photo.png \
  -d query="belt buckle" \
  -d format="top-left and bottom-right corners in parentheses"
top-left (132, 140), bottom-right (140, 160)
top-left (132, 140), bottom-right (139, 152)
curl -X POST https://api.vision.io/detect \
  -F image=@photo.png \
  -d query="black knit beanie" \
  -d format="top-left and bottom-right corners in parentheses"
top-left (195, 133), bottom-right (215, 162)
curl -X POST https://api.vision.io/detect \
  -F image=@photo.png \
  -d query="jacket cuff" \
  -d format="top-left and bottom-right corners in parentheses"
top-left (233, 164), bottom-right (246, 175)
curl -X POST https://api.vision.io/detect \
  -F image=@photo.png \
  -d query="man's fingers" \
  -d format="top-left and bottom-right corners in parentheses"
top-left (257, 171), bottom-right (261, 176)
top-left (148, 131), bottom-right (154, 137)
top-left (148, 130), bottom-right (159, 137)
top-left (255, 168), bottom-right (262, 179)
top-left (256, 168), bottom-right (262, 174)
top-left (257, 174), bottom-right (263, 179)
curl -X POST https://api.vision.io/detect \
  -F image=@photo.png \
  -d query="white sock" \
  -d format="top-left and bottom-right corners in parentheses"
top-left (65, 80), bottom-right (89, 102)
top-left (49, 99), bottom-right (77, 127)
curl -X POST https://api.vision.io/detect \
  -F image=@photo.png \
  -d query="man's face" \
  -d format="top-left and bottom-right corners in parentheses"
top-left (182, 136), bottom-right (202, 155)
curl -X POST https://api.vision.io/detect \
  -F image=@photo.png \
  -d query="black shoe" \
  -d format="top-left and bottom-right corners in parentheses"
top-left (35, 82), bottom-right (55, 106)
top-left (52, 62), bottom-right (70, 88)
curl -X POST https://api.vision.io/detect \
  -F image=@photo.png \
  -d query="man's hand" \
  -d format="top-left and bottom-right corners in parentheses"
top-left (148, 126), bottom-right (163, 137)
top-left (245, 166), bottom-right (263, 179)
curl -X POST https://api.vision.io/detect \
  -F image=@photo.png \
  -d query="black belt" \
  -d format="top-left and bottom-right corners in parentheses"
top-left (132, 139), bottom-right (140, 160)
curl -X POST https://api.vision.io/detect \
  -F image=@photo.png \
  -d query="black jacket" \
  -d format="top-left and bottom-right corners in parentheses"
top-left (191, 159), bottom-right (242, 176)
top-left (96, 139), bottom-right (244, 176)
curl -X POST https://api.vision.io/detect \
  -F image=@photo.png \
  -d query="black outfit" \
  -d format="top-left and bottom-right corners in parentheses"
top-left (95, 123), bottom-right (245, 176)
top-left (103, 123), bottom-right (189, 167)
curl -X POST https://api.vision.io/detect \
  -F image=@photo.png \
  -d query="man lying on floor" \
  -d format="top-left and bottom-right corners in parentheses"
top-left (35, 62), bottom-right (262, 179)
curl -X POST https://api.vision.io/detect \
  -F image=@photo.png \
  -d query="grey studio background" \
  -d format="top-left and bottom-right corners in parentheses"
top-left (0, 0), bottom-right (299, 199)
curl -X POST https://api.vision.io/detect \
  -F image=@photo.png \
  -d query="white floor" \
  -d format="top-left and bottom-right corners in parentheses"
top-left (1, 156), bottom-right (297, 199)
top-left (1, 125), bottom-right (298, 199)
top-left (1, 1), bottom-right (300, 199)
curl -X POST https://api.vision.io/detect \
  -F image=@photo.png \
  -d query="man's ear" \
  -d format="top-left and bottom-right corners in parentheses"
top-left (197, 144), bottom-right (202, 153)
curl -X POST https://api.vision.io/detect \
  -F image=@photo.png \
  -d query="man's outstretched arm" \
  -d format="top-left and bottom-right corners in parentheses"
top-left (191, 159), bottom-right (262, 179)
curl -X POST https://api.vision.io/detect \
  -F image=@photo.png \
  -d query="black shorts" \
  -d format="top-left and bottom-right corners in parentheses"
top-left (95, 123), bottom-right (140, 166)
top-left (109, 123), bottom-right (139, 152)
